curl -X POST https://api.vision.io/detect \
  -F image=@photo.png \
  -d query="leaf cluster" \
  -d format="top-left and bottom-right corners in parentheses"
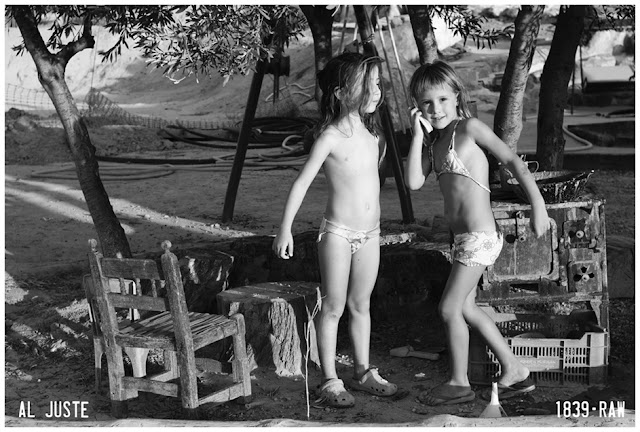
top-left (132, 5), bottom-right (307, 83)
top-left (430, 6), bottom-right (514, 49)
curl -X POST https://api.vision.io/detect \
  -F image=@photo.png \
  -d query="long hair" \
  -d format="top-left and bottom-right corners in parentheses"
top-left (408, 60), bottom-right (473, 119)
top-left (315, 52), bottom-right (383, 138)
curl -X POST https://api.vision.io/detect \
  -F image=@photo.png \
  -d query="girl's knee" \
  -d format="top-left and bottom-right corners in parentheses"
top-left (438, 301), bottom-right (460, 324)
top-left (347, 297), bottom-right (370, 315)
top-left (321, 300), bottom-right (346, 321)
top-left (461, 301), bottom-right (479, 319)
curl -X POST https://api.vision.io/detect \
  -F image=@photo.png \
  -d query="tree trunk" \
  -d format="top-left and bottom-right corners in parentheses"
top-left (490, 6), bottom-right (544, 181)
top-left (407, 6), bottom-right (438, 64)
top-left (300, 6), bottom-right (334, 102)
top-left (536, 6), bottom-right (588, 171)
top-left (217, 281), bottom-right (321, 378)
top-left (494, 6), bottom-right (544, 151)
top-left (13, 6), bottom-right (131, 258)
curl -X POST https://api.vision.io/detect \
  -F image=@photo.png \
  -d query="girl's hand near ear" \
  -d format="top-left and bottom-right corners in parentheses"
top-left (410, 107), bottom-right (433, 135)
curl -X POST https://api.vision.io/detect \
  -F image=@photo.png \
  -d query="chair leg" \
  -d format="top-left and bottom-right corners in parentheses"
top-left (177, 356), bottom-right (199, 415)
top-left (183, 407), bottom-right (200, 420)
top-left (124, 347), bottom-right (149, 378)
top-left (229, 313), bottom-right (252, 402)
top-left (105, 347), bottom-right (129, 418)
top-left (93, 337), bottom-right (105, 392)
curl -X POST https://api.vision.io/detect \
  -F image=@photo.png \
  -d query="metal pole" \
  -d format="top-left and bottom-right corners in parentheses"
top-left (385, 9), bottom-right (412, 110)
top-left (571, 60), bottom-right (575, 115)
top-left (375, 10), bottom-right (406, 131)
top-left (222, 60), bottom-right (266, 222)
top-left (337, 5), bottom-right (349, 55)
top-left (354, 5), bottom-right (414, 224)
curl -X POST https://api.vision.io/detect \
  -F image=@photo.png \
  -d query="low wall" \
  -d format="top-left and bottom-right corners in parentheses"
top-left (155, 225), bottom-right (632, 323)
top-left (167, 231), bottom-right (452, 323)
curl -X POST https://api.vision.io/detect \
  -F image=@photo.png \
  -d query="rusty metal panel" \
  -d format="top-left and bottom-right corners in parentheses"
top-left (487, 215), bottom-right (558, 283)
top-left (478, 200), bottom-right (607, 305)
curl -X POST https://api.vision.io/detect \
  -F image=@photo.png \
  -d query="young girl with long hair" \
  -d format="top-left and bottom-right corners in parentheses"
top-left (273, 52), bottom-right (397, 408)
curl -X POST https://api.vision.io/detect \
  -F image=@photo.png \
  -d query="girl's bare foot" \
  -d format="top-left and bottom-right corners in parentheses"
top-left (498, 363), bottom-right (530, 388)
top-left (495, 364), bottom-right (535, 399)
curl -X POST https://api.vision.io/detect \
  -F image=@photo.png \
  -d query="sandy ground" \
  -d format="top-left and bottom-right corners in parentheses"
top-left (4, 13), bottom-right (636, 426)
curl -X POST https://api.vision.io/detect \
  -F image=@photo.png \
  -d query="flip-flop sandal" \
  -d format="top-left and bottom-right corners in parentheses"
top-left (418, 383), bottom-right (476, 406)
top-left (349, 368), bottom-right (398, 396)
top-left (496, 378), bottom-right (536, 399)
top-left (314, 378), bottom-right (355, 408)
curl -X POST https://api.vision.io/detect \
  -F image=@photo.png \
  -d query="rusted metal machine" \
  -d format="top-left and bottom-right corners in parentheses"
top-left (481, 199), bottom-right (608, 327)
top-left (469, 197), bottom-right (610, 387)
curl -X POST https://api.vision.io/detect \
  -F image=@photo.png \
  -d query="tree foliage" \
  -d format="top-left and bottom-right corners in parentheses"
top-left (8, 6), bottom-right (176, 56)
top-left (131, 5), bottom-right (306, 84)
top-left (8, 5), bottom-right (307, 83)
top-left (430, 6), bottom-right (514, 49)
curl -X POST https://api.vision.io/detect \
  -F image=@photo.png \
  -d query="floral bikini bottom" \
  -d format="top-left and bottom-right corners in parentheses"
top-left (451, 230), bottom-right (504, 267)
top-left (317, 218), bottom-right (380, 254)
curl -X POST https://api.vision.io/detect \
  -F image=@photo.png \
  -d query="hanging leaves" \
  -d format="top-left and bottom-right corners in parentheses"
top-left (7, 5), bottom-right (307, 82)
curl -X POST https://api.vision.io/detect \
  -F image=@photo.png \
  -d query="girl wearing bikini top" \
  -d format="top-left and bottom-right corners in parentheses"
top-left (406, 60), bottom-right (550, 406)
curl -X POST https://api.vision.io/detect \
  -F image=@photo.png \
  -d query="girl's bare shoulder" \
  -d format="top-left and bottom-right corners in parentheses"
top-left (313, 125), bottom-right (344, 152)
top-left (318, 124), bottom-right (351, 142)
top-left (458, 117), bottom-right (489, 135)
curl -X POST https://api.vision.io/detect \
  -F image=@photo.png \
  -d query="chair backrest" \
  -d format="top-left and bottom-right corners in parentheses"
top-left (83, 274), bottom-right (138, 339)
top-left (87, 239), bottom-right (193, 350)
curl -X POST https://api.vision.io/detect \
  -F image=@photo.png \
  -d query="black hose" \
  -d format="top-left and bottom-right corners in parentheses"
top-left (97, 155), bottom-right (221, 165)
top-left (164, 116), bottom-right (317, 148)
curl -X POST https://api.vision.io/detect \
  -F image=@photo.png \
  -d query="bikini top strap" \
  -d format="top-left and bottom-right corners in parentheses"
top-left (449, 119), bottom-right (460, 151)
top-left (428, 140), bottom-right (434, 168)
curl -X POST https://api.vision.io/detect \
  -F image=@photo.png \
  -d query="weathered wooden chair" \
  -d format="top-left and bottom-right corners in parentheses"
top-left (82, 273), bottom-right (149, 391)
top-left (87, 239), bottom-right (252, 419)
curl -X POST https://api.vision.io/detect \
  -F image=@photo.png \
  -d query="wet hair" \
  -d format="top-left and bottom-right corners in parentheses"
top-left (409, 60), bottom-right (473, 119)
top-left (315, 52), bottom-right (383, 138)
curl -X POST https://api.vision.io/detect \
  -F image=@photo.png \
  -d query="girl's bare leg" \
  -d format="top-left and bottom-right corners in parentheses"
top-left (438, 262), bottom-right (486, 386)
top-left (346, 237), bottom-right (380, 378)
top-left (317, 233), bottom-right (352, 380)
top-left (462, 280), bottom-right (530, 387)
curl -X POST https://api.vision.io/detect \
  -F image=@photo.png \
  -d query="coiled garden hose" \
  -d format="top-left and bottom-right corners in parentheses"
top-left (30, 117), bottom-right (315, 181)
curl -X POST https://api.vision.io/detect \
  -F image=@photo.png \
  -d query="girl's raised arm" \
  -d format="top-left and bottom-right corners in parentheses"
top-left (466, 118), bottom-right (550, 237)
top-left (405, 108), bottom-right (433, 190)
top-left (273, 134), bottom-right (334, 259)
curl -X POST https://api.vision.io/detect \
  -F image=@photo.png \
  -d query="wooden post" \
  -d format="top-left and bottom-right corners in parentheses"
top-left (222, 60), bottom-right (266, 222)
top-left (353, 5), bottom-right (414, 223)
top-left (160, 241), bottom-right (199, 419)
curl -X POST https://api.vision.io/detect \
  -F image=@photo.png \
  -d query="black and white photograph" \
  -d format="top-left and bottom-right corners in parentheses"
top-left (4, 4), bottom-right (635, 427)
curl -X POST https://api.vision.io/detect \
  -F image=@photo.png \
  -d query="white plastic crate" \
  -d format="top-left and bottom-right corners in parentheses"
top-left (469, 310), bottom-right (608, 387)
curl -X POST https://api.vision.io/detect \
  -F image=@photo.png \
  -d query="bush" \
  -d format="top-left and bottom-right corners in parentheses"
top-left (498, 7), bottom-right (519, 22)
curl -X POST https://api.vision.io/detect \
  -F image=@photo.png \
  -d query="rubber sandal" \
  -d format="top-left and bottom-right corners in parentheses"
top-left (314, 378), bottom-right (355, 408)
top-left (496, 378), bottom-right (535, 399)
top-left (350, 368), bottom-right (398, 397)
top-left (418, 383), bottom-right (475, 406)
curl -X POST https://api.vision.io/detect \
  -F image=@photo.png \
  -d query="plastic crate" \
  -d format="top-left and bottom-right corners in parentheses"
top-left (469, 310), bottom-right (608, 387)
